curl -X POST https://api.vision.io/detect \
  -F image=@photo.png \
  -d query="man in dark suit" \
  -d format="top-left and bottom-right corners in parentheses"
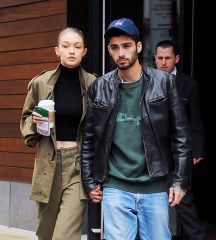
top-left (155, 40), bottom-right (205, 240)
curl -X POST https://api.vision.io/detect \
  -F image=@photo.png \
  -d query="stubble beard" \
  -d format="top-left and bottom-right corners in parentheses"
top-left (113, 51), bottom-right (139, 70)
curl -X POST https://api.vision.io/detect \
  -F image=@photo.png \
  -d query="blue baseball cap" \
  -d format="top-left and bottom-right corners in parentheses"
top-left (104, 18), bottom-right (139, 39)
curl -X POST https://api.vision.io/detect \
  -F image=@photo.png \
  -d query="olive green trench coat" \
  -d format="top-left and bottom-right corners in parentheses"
top-left (20, 64), bottom-right (96, 203)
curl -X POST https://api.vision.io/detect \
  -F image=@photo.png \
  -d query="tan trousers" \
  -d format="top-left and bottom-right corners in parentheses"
top-left (36, 147), bottom-right (86, 240)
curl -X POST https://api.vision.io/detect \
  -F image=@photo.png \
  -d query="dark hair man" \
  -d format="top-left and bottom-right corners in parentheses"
top-left (81, 18), bottom-right (191, 240)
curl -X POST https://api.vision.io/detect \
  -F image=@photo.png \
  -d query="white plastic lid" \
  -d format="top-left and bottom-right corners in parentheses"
top-left (38, 100), bottom-right (55, 107)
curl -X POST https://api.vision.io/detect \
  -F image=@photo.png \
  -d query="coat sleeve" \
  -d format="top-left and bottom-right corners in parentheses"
top-left (188, 80), bottom-right (206, 158)
top-left (169, 74), bottom-right (192, 191)
top-left (20, 80), bottom-right (41, 148)
top-left (81, 88), bottom-right (98, 193)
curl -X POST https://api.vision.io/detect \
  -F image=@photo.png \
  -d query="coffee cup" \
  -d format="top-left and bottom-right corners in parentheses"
top-left (38, 100), bottom-right (55, 128)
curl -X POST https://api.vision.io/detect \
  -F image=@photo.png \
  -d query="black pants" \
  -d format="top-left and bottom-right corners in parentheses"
top-left (175, 192), bottom-right (205, 240)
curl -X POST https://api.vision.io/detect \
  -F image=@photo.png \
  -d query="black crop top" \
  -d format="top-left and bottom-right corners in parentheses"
top-left (54, 64), bottom-right (83, 141)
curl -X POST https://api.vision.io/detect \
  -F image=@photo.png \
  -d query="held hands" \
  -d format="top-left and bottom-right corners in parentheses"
top-left (168, 186), bottom-right (186, 207)
top-left (88, 185), bottom-right (103, 203)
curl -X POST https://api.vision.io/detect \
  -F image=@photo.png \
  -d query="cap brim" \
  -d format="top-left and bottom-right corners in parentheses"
top-left (104, 27), bottom-right (128, 38)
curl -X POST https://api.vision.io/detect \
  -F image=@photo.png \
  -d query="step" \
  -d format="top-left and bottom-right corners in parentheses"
top-left (0, 225), bottom-right (87, 240)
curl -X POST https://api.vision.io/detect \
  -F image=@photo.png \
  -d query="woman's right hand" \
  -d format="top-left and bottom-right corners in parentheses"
top-left (32, 110), bottom-right (44, 124)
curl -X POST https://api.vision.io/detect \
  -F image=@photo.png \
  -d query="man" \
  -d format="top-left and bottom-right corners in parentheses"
top-left (81, 18), bottom-right (191, 240)
top-left (155, 40), bottom-right (205, 240)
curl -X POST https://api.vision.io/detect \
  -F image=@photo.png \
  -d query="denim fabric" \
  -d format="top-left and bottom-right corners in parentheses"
top-left (102, 187), bottom-right (171, 240)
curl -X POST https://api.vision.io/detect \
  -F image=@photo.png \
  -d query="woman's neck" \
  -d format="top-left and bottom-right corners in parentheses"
top-left (60, 64), bottom-right (80, 77)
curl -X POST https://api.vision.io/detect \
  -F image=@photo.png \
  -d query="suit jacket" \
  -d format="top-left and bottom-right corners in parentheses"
top-left (175, 72), bottom-right (205, 158)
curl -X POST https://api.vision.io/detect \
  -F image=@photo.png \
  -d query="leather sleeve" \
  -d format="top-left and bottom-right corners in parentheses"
top-left (81, 89), bottom-right (98, 192)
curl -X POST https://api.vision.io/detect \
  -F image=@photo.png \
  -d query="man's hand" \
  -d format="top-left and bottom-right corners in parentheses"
top-left (88, 185), bottom-right (103, 203)
top-left (193, 157), bottom-right (204, 165)
top-left (168, 186), bottom-right (186, 207)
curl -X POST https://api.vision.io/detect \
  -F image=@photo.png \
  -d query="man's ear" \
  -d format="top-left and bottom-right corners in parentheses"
top-left (175, 54), bottom-right (180, 64)
top-left (108, 46), bottom-right (112, 56)
top-left (137, 41), bottom-right (142, 53)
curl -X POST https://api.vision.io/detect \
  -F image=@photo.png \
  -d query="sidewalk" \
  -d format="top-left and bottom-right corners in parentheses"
top-left (0, 225), bottom-right (87, 240)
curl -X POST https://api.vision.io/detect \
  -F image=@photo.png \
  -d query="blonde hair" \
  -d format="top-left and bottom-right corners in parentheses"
top-left (57, 27), bottom-right (86, 47)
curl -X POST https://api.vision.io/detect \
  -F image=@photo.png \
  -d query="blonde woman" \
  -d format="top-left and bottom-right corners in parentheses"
top-left (20, 27), bottom-right (96, 240)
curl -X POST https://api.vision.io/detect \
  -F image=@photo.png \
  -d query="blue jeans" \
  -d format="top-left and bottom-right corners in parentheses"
top-left (102, 187), bottom-right (171, 240)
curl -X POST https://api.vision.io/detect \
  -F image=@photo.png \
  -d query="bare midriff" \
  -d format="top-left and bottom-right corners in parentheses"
top-left (56, 141), bottom-right (77, 149)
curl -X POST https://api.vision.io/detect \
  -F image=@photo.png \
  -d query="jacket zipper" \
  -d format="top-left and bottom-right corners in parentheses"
top-left (98, 81), bottom-right (121, 182)
top-left (140, 72), bottom-right (152, 175)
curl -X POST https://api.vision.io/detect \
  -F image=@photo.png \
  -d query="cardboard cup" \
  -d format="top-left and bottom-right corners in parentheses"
top-left (38, 100), bottom-right (55, 128)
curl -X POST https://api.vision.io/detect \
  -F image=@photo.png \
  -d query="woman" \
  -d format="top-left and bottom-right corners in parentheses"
top-left (20, 27), bottom-right (96, 240)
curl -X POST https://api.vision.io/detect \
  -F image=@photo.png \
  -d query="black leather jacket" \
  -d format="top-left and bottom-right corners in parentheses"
top-left (81, 65), bottom-right (191, 193)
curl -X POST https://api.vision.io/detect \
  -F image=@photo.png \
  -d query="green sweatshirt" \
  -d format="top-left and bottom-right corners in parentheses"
top-left (104, 77), bottom-right (167, 193)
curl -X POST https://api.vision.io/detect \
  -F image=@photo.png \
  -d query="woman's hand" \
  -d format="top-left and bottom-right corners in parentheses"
top-left (31, 110), bottom-right (44, 124)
